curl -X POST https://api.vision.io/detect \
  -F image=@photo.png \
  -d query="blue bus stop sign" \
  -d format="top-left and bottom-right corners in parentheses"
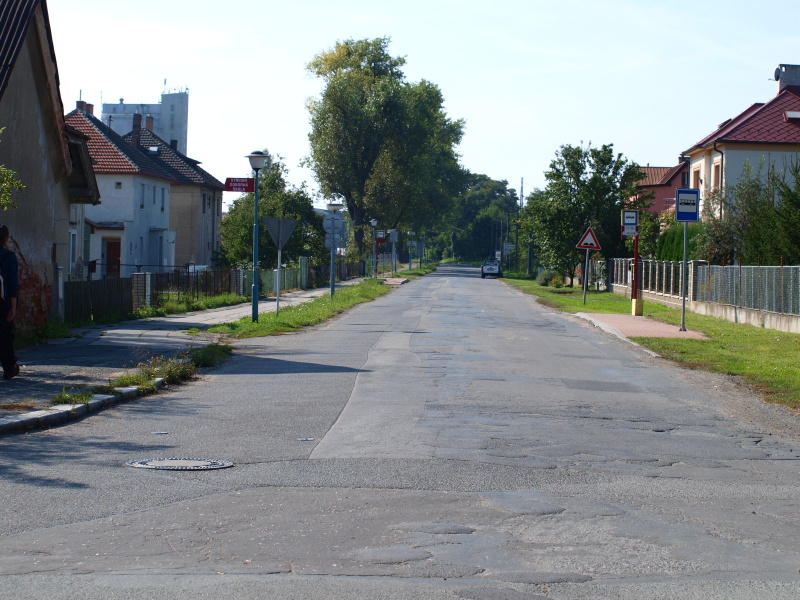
top-left (675, 188), bottom-right (700, 222)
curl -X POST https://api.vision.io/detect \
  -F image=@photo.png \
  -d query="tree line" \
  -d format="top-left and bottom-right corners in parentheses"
top-left (214, 36), bottom-right (800, 276)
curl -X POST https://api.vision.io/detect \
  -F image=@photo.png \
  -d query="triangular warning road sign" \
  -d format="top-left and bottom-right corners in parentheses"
top-left (576, 227), bottom-right (601, 250)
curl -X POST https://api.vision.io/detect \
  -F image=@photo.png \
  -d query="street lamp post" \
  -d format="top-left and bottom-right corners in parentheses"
top-left (369, 219), bottom-right (378, 278)
top-left (247, 151), bottom-right (268, 322)
top-left (327, 202), bottom-right (344, 297)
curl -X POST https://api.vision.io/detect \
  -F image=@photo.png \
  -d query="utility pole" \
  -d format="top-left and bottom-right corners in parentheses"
top-left (516, 178), bottom-right (522, 272)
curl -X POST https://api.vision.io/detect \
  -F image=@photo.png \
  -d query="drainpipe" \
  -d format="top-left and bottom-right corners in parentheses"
top-left (714, 142), bottom-right (725, 220)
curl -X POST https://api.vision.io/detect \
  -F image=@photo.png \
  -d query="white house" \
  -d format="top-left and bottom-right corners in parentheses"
top-left (65, 105), bottom-right (176, 278)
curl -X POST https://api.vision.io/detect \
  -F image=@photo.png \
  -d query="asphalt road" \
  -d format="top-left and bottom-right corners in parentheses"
top-left (1, 264), bottom-right (800, 599)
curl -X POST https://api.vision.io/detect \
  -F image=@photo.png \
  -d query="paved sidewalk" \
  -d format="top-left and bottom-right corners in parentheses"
top-left (0, 283), bottom-right (360, 418)
top-left (577, 312), bottom-right (706, 340)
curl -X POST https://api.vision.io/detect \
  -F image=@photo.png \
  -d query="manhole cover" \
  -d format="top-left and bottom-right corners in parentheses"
top-left (126, 458), bottom-right (234, 471)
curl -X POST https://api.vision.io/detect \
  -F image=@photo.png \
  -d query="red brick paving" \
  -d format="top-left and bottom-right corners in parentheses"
top-left (579, 313), bottom-right (706, 340)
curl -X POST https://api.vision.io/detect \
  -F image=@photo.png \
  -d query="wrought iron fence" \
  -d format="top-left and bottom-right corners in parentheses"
top-left (151, 270), bottom-right (239, 306)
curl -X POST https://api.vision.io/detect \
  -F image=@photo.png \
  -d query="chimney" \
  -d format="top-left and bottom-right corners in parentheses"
top-left (76, 100), bottom-right (93, 114)
top-left (131, 113), bottom-right (143, 146)
top-left (145, 115), bottom-right (154, 131)
top-left (775, 64), bottom-right (800, 93)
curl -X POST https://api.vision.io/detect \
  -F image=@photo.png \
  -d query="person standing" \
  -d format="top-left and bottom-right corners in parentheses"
top-left (0, 224), bottom-right (19, 379)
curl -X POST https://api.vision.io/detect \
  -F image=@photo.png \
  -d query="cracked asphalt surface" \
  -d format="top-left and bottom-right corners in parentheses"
top-left (1, 264), bottom-right (799, 599)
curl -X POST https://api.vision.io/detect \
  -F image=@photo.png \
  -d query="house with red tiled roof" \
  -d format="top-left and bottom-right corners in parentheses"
top-left (0, 0), bottom-right (99, 330)
top-left (122, 118), bottom-right (224, 267)
top-left (636, 164), bottom-right (689, 213)
top-left (65, 105), bottom-right (175, 278)
top-left (683, 64), bottom-right (800, 212)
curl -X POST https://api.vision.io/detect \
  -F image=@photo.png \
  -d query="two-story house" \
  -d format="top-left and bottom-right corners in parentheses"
top-left (122, 117), bottom-right (224, 267)
top-left (683, 64), bottom-right (800, 211)
top-left (65, 105), bottom-right (175, 278)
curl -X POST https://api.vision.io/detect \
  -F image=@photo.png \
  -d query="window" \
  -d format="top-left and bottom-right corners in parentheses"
top-left (140, 184), bottom-right (145, 209)
top-left (202, 194), bottom-right (206, 214)
top-left (692, 169), bottom-right (701, 189)
top-left (115, 181), bottom-right (122, 189)
top-left (152, 186), bottom-right (156, 205)
top-left (161, 188), bottom-right (165, 212)
top-left (713, 162), bottom-right (721, 189)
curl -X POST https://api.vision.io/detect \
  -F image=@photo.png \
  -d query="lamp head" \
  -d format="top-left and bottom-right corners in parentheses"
top-left (246, 150), bottom-right (268, 172)
top-left (326, 202), bottom-right (344, 212)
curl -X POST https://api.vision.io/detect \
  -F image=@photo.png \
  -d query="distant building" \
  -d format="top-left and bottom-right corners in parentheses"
top-left (635, 164), bottom-right (688, 213)
top-left (101, 91), bottom-right (189, 155)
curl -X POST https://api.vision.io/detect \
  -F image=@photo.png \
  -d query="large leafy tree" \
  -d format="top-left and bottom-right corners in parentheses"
top-left (522, 143), bottom-right (645, 282)
top-left (216, 152), bottom-right (323, 268)
top-left (306, 37), bottom-right (465, 256)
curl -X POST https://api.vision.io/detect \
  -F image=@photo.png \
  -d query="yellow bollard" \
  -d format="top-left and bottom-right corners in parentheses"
top-left (631, 298), bottom-right (644, 316)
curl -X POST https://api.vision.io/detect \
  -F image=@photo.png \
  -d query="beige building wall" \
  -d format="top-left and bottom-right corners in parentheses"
top-left (0, 26), bottom-right (71, 328)
top-left (171, 185), bottom-right (222, 266)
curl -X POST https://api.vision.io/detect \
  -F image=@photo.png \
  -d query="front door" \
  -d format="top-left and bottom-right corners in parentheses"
top-left (105, 239), bottom-right (121, 277)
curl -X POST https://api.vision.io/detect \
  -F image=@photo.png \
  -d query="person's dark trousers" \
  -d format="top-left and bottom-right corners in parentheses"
top-left (0, 307), bottom-right (17, 377)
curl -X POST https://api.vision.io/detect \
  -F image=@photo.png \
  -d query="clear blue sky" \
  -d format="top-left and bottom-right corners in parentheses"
top-left (48, 0), bottom-right (800, 207)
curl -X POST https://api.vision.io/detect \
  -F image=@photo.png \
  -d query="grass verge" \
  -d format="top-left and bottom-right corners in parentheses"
top-left (206, 279), bottom-right (392, 338)
top-left (504, 275), bottom-right (800, 410)
top-left (51, 342), bottom-right (233, 404)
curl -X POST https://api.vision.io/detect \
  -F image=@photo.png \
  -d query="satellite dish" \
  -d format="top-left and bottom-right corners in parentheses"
top-left (775, 67), bottom-right (782, 81)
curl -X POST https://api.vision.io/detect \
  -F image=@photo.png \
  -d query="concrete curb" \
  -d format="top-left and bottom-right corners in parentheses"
top-left (0, 378), bottom-right (165, 435)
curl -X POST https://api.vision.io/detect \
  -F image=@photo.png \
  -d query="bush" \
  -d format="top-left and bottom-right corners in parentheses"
top-left (537, 269), bottom-right (560, 286)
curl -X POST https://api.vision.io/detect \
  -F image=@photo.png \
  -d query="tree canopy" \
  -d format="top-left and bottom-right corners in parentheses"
top-left (306, 37), bottom-right (466, 256)
top-left (521, 143), bottom-right (646, 281)
top-left (215, 152), bottom-right (323, 269)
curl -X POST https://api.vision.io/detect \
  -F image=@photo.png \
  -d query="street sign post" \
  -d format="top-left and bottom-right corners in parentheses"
top-left (675, 188), bottom-right (700, 223)
top-left (264, 218), bottom-right (298, 315)
top-left (675, 188), bottom-right (699, 330)
top-left (224, 178), bottom-right (254, 193)
top-left (576, 227), bottom-right (601, 305)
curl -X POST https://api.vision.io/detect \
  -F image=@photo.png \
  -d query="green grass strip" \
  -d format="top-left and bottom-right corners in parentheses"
top-left (206, 279), bottom-right (392, 338)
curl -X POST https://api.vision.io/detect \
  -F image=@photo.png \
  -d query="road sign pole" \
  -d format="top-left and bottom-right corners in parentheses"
top-left (251, 169), bottom-right (260, 323)
top-left (680, 221), bottom-right (688, 331)
top-left (276, 221), bottom-right (282, 315)
top-left (582, 248), bottom-right (590, 305)
top-left (674, 188), bottom-right (699, 330)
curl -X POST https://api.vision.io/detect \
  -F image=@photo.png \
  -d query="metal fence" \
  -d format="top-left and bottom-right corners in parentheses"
top-left (696, 264), bottom-right (800, 315)
top-left (151, 270), bottom-right (240, 306)
top-left (64, 277), bottom-right (133, 323)
top-left (608, 258), bottom-right (800, 317)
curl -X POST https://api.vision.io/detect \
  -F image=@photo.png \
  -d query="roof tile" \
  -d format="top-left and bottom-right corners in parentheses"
top-left (687, 87), bottom-right (800, 152)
